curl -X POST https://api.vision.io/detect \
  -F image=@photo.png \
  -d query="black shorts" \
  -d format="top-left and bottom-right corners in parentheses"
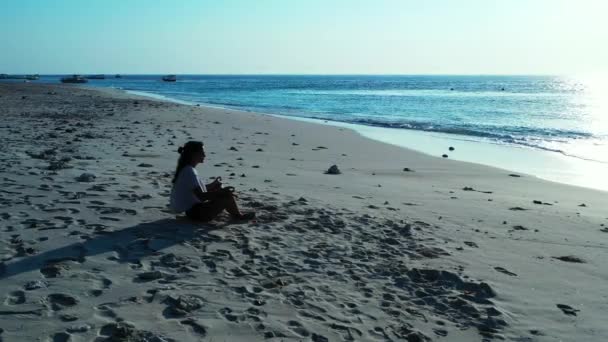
top-left (185, 201), bottom-right (223, 222)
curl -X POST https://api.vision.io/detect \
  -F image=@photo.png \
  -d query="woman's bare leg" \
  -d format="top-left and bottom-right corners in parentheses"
top-left (221, 195), bottom-right (242, 217)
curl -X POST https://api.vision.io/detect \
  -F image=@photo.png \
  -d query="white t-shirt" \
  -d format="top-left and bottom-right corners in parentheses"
top-left (170, 165), bottom-right (207, 212)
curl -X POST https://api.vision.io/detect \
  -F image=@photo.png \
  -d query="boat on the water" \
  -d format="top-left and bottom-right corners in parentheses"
top-left (87, 74), bottom-right (105, 79)
top-left (162, 75), bottom-right (177, 82)
top-left (60, 75), bottom-right (88, 83)
top-left (115, 74), bottom-right (122, 78)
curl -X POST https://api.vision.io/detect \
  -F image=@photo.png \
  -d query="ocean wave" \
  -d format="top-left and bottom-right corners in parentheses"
top-left (284, 89), bottom-right (568, 98)
top-left (327, 117), bottom-right (593, 141)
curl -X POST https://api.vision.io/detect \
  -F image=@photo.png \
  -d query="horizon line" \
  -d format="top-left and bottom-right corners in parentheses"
top-left (2, 73), bottom-right (565, 77)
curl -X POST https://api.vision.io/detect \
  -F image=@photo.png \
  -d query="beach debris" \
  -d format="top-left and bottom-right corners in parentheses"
top-left (508, 174), bottom-right (521, 177)
top-left (442, 154), bottom-right (448, 158)
top-left (229, 146), bottom-right (238, 151)
top-left (403, 167), bottom-right (413, 172)
top-left (533, 200), bottom-right (552, 205)
top-left (512, 225), bottom-right (528, 231)
top-left (27, 148), bottom-right (56, 160)
top-left (75, 173), bottom-right (96, 182)
top-left (463, 187), bottom-right (475, 191)
top-left (163, 295), bottom-right (205, 317)
top-left (137, 163), bottom-right (153, 168)
top-left (48, 159), bottom-right (71, 170)
top-left (449, 146), bottom-right (455, 151)
top-left (509, 207), bottom-right (527, 211)
top-left (24, 280), bottom-right (48, 291)
top-left (578, 203), bottom-right (587, 207)
top-left (494, 267), bottom-right (517, 276)
top-left (256, 148), bottom-right (264, 152)
top-left (552, 255), bottom-right (585, 263)
top-left (136, 271), bottom-right (165, 281)
top-left (556, 304), bottom-right (579, 316)
top-left (325, 165), bottom-right (341, 175)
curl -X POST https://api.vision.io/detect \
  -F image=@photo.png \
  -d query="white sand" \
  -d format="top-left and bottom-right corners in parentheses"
top-left (1, 83), bottom-right (607, 341)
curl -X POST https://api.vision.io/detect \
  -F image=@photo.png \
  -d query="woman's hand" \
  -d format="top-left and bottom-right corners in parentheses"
top-left (207, 177), bottom-right (222, 191)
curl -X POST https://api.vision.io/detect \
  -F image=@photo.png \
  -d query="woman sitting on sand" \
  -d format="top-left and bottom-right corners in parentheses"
top-left (170, 141), bottom-right (255, 221)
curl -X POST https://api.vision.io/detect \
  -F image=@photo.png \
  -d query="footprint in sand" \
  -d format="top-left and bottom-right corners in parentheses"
top-left (47, 293), bottom-right (79, 311)
top-left (5, 290), bottom-right (26, 305)
top-left (287, 320), bottom-right (310, 337)
top-left (49, 332), bottom-right (71, 342)
top-left (179, 318), bottom-right (207, 337)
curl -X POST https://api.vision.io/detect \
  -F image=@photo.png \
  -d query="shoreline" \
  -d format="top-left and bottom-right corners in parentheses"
top-left (1, 83), bottom-right (607, 341)
top-left (124, 88), bottom-right (608, 193)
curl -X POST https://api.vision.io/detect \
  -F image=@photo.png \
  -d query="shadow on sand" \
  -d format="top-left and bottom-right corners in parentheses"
top-left (0, 218), bottom-right (223, 279)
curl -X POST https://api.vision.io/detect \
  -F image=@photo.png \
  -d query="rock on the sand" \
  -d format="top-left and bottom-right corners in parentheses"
top-left (325, 165), bottom-right (341, 175)
top-left (75, 173), bottom-right (96, 182)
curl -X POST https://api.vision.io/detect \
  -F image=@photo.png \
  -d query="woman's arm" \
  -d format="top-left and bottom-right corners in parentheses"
top-left (205, 177), bottom-right (222, 192)
top-left (193, 186), bottom-right (218, 202)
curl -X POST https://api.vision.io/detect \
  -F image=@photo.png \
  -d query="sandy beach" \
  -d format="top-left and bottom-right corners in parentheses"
top-left (1, 83), bottom-right (607, 341)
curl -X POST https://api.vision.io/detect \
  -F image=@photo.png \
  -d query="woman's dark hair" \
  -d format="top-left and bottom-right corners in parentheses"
top-left (172, 141), bottom-right (204, 183)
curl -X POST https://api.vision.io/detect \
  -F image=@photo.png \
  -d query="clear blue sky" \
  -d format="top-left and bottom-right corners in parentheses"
top-left (1, 0), bottom-right (606, 74)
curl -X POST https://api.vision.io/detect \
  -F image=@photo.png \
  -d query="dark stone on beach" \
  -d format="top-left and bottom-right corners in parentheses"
top-left (403, 168), bottom-right (413, 172)
top-left (463, 187), bottom-right (474, 191)
top-left (556, 304), bottom-right (579, 316)
top-left (552, 255), bottom-right (585, 263)
top-left (442, 154), bottom-right (448, 158)
top-left (533, 200), bottom-right (542, 204)
top-left (229, 146), bottom-right (238, 151)
top-left (509, 174), bottom-right (521, 177)
top-left (325, 165), bottom-right (341, 175)
top-left (137, 163), bottom-right (153, 168)
top-left (578, 203), bottom-right (587, 207)
top-left (75, 173), bottom-right (96, 182)
top-left (449, 146), bottom-right (455, 151)
top-left (256, 148), bottom-right (264, 152)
